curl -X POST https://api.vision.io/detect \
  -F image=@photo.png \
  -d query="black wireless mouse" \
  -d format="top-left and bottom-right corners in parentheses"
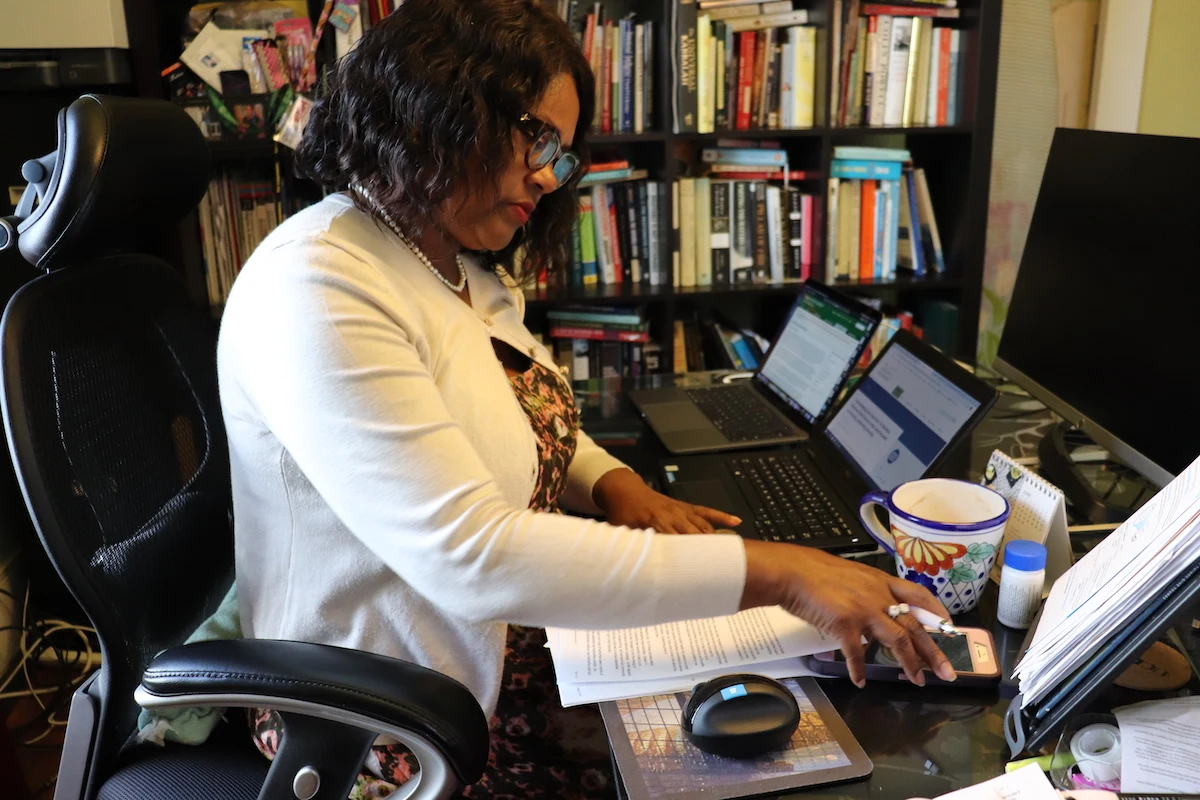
top-left (681, 674), bottom-right (801, 758)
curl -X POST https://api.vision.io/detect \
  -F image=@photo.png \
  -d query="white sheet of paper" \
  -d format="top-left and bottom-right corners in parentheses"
top-left (181, 22), bottom-right (268, 91)
top-left (907, 763), bottom-right (1059, 800)
top-left (545, 606), bottom-right (831, 683)
top-left (556, 657), bottom-right (818, 707)
top-left (1113, 697), bottom-right (1200, 793)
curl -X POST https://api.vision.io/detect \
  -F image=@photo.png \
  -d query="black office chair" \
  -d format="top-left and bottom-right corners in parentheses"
top-left (0, 94), bottom-right (489, 800)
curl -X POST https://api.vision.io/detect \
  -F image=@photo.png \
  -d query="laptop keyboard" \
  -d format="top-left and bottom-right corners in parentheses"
top-left (727, 453), bottom-right (856, 544)
top-left (684, 387), bottom-right (795, 442)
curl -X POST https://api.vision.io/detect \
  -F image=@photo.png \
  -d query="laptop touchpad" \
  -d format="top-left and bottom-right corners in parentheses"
top-left (647, 402), bottom-right (712, 433)
top-left (669, 480), bottom-right (738, 513)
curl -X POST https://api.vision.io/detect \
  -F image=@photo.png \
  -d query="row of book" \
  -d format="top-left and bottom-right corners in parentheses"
top-left (545, 307), bottom-right (663, 380)
top-left (673, 0), bottom-right (815, 133)
top-left (574, 7), bottom-right (656, 135)
top-left (834, 1), bottom-right (968, 127)
top-left (825, 145), bottom-right (945, 283)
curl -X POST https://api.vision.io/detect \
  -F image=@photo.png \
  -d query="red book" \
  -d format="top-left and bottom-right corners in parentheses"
top-left (606, 188), bottom-right (623, 282)
top-left (800, 193), bottom-right (814, 277)
top-left (859, 180), bottom-right (875, 280)
top-left (600, 22), bottom-right (613, 134)
top-left (936, 27), bottom-right (951, 126)
top-left (736, 31), bottom-right (756, 131)
top-left (582, 12), bottom-right (596, 65)
top-left (589, 160), bottom-right (631, 172)
top-left (549, 326), bottom-right (650, 343)
top-left (861, 4), bottom-right (960, 17)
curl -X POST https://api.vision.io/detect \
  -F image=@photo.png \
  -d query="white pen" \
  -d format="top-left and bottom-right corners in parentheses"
top-left (890, 603), bottom-right (963, 636)
top-left (912, 606), bottom-right (963, 636)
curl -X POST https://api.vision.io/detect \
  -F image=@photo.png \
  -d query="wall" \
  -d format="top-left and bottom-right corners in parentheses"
top-left (1137, 0), bottom-right (1200, 137)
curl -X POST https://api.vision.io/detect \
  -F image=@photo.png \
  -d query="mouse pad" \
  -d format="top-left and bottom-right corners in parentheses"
top-left (600, 677), bottom-right (872, 800)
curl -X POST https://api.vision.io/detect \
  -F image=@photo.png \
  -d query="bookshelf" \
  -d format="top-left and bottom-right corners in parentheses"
top-left (143, 0), bottom-right (999, 374)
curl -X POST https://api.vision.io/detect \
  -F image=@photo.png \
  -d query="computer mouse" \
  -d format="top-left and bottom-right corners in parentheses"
top-left (681, 674), bottom-right (800, 758)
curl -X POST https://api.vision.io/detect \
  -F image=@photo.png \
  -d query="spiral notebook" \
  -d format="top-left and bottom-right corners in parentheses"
top-left (981, 450), bottom-right (1073, 587)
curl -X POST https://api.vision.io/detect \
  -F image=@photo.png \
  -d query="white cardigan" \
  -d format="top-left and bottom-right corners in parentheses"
top-left (217, 194), bottom-right (747, 715)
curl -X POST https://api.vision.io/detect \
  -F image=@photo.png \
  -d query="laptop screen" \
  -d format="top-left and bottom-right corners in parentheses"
top-left (823, 339), bottom-right (982, 491)
top-left (756, 289), bottom-right (875, 425)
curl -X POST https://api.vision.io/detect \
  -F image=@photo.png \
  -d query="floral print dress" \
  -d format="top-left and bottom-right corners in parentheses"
top-left (251, 356), bottom-right (615, 800)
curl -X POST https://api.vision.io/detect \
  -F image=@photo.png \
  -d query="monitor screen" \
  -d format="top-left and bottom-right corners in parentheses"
top-left (995, 128), bottom-right (1200, 483)
top-left (757, 289), bottom-right (875, 425)
top-left (824, 340), bottom-right (982, 491)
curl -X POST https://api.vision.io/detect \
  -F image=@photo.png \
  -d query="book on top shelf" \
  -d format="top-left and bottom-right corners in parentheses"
top-left (572, 4), bottom-right (655, 135)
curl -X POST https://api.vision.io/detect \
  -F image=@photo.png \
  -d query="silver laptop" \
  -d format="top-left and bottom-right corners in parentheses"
top-left (629, 282), bottom-right (882, 454)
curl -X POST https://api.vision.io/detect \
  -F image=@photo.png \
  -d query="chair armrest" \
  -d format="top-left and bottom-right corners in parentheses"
top-left (135, 639), bottom-right (489, 786)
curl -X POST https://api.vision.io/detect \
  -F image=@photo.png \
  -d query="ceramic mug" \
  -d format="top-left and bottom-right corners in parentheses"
top-left (859, 478), bottom-right (1009, 614)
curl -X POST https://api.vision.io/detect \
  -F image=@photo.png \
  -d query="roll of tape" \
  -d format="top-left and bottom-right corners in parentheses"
top-left (1070, 723), bottom-right (1121, 784)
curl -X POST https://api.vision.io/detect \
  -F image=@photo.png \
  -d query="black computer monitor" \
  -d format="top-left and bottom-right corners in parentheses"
top-left (994, 128), bottom-right (1200, 487)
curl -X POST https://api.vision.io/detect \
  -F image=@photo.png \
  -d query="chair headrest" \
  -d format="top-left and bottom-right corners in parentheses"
top-left (17, 94), bottom-right (211, 271)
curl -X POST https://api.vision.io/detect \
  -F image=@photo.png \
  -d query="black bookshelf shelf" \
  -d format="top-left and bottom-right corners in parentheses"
top-left (830, 273), bottom-right (963, 291)
top-left (684, 127), bottom-right (826, 141)
top-left (828, 124), bottom-right (974, 137)
top-left (589, 132), bottom-right (667, 145)
top-left (523, 281), bottom-right (804, 306)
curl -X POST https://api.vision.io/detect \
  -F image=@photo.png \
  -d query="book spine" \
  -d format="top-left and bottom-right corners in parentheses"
top-left (621, 17), bottom-right (635, 132)
top-left (694, 177), bottom-right (713, 285)
top-left (623, 182), bottom-right (642, 283)
top-left (578, 195), bottom-right (599, 285)
top-left (674, 0), bottom-right (699, 133)
top-left (679, 177), bottom-right (697, 286)
top-left (643, 20), bottom-right (654, 129)
top-left (800, 192), bottom-right (814, 279)
top-left (634, 23), bottom-right (645, 134)
top-left (886, 177), bottom-right (901, 279)
top-left (764, 30), bottom-right (781, 129)
top-left (766, 184), bottom-right (783, 282)
top-left (550, 326), bottom-right (650, 342)
top-left (714, 20), bottom-right (728, 130)
top-left (825, 177), bottom-right (839, 281)
top-left (785, 185), bottom-right (802, 280)
top-left (948, 27), bottom-right (961, 125)
top-left (736, 30), bottom-right (755, 130)
top-left (751, 180), bottom-right (768, 282)
top-left (647, 181), bottom-right (662, 284)
top-left (601, 22), bottom-right (613, 133)
top-left (732, 180), bottom-right (754, 282)
top-left (711, 180), bottom-right (732, 284)
top-left (859, 179), bottom-right (876, 280)
top-left (926, 22), bottom-right (941, 126)
top-left (637, 181), bottom-right (651, 285)
top-left (900, 16), bottom-right (921, 126)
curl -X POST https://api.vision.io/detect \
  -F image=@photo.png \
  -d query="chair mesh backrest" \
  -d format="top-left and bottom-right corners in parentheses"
top-left (2, 254), bottom-right (233, 762)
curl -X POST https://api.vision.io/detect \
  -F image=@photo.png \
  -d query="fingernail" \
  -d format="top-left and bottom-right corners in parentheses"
top-left (853, 678), bottom-right (866, 689)
top-left (937, 663), bottom-right (957, 682)
top-left (912, 672), bottom-right (926, 687)
top-left (731, 516), bottom-right (743, 525)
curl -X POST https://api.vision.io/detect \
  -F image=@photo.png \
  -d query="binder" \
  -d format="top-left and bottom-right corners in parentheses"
top-left (1002, 556), bottom-right (1200, 755)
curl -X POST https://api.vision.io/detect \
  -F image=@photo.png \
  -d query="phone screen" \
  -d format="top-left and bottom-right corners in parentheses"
top-left (835, 632), bottom-right (975, 672)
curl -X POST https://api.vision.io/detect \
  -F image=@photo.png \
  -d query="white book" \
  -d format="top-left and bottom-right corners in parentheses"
top-left (825, 177), bottom-right (839, 279)
top-left (671, 180), bottom-right (681, 286)
top-left (791, 25), bottom-right (815, 127)
top-left (634, 23), bottom-right (645, 134)
top-left (646, 181), bottom-right (662, 284)
top-left (679, 178), bottom-right (697, 287)
top-left (883, 16), bottom-right (912, 127)
top-left (766, 184), bottom-right (783, 283)
top-left (611, 25), bottom-right (622, 132)
top-left (725, 9), bottom-right (809, 32)
top-left (870, 15), bottom-right (892, 126)
top-left (591, 186), bottom-right (615, 284)
top-left (694, 177), bottom-right (713, 285)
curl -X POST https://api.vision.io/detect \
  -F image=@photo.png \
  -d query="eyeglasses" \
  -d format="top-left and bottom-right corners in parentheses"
top-left (516, 113), bottom-right (581, 188)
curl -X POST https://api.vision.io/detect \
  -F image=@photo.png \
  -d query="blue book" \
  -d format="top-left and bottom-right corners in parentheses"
top-left (831, 146), bottom-right (912, 162)
top-left (873, 180), bottom-right (886, 280)
top-left (903, 167), bottom-right (925, 276)
top-left (885, 178), bottom-right (901, 280)
top-left (620, 17), bottom-right (635, 133)
top-left (730, 333), bottom-right (758, 370)
top-left (830, 159), bottom-right (903, 180)
top-left (579, 168), bottom-right (635, 185)
top-left (700, 148), bottom-right (788, 166)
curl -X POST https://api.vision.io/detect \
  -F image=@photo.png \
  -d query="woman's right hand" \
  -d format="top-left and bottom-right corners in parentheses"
top-left (741, 541), bottom-right (957, 688)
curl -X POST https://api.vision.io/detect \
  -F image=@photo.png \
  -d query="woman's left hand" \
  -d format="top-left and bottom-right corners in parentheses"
top-left (592, 468), bottom-right (742, 534)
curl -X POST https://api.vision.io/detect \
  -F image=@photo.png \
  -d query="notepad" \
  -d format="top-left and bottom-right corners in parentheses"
top-left (981, 450), bottom-right (1072, 587)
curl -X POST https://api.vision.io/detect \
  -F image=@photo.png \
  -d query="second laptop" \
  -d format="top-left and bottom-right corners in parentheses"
top-left (628, 281), bottom-right (882, 455)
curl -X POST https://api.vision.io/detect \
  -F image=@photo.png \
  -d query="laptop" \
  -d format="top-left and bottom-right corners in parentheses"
top-left (629, 282), bottom-right (882, 454)
top-left (660, 329), bottom-right (998, 552)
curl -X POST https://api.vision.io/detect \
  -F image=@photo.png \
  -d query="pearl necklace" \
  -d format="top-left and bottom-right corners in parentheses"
top-left (352, 185), bottom-right (467, 293)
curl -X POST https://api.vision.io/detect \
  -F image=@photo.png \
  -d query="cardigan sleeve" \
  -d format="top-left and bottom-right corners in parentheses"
top-left (225, 236), bottom-right (747, 629)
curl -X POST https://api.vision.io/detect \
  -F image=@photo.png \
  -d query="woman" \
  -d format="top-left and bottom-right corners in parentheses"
top-left (216, 0), bottom-right (955, 797)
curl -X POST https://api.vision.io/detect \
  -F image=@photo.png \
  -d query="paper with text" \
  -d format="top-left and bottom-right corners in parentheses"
top-left (546, 606), bottom-right (831, 684)
top-left (906, 763), bottom-right (1058, 800)
top-left (1113, 697), bottom-right (1200, 793)
top-left (556, 657), bottom-right (818, 707)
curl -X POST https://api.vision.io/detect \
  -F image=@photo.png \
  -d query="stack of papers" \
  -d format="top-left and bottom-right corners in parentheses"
top-left (1013, 454), bottom-right (1200, 707)
top-left (546, 606), bottom-right (830, 707)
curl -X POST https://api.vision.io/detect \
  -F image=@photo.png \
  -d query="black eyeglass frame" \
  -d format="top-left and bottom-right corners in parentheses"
top-left (516, 112), bottom-right (581, 187)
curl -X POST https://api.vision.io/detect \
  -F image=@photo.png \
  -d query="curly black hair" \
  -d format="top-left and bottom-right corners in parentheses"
top-left (295, 0), bottom-right (594, 279)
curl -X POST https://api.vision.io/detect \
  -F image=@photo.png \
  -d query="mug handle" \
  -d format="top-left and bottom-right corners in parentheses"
top-left (858, 490), bottom-right (897, 557)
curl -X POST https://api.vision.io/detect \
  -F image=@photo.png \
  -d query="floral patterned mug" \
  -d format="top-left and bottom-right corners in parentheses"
top-left (858, 478), bottom-right (1009, 614)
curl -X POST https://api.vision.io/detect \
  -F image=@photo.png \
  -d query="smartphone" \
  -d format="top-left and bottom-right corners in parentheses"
top-left (805, 627), bottom-right (1002, 686)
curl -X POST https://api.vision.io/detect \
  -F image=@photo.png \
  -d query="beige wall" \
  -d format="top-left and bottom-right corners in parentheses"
top-left (1138, 0), bottom-right (1200, 137)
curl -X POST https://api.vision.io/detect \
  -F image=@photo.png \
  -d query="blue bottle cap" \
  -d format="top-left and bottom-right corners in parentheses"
top-left (1004, 540), bottom-right (1047, 572)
